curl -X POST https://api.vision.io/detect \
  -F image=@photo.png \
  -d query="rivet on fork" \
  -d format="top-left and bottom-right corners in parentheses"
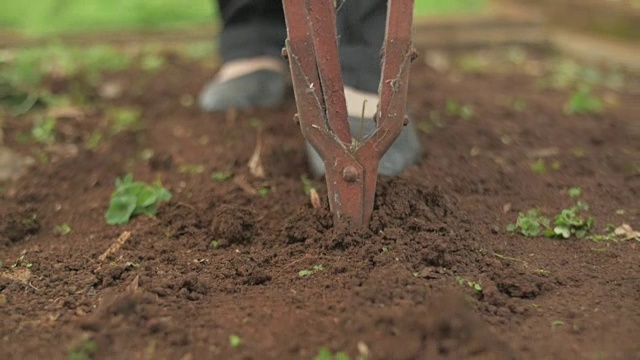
top-left (342, 166), bottom-right (359, 183)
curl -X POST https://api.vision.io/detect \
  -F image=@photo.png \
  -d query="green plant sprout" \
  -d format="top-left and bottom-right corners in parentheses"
top-left (507, 201), bottom-right (594, 239)
top-left (31, 116), bottom-right (57, 144)
top-left (446, 99), bottom-right (474, 120)
top-left (564, 88), bottom-right (603, 115)
top-left (568, 187), bottom-right (581, 198)
top-left (315, 347), bottom-right (351, 360)
top-left (529, 159), bottom-right (547, 175)
top-left (105, 174), bottom-right (171, 225)
top-left (229, 334), bottom-right (241, 348)
top-left (301, 174), bottom-right (316, 195)
top-left (257, 187), bottom-right (270, 197)
top-left (109, 107), bottom-right (142, 133)
top-left (211, 171), bottom-right (233, 182)
top-left (455, 276), bottom-right (482, 293)
top-left (68, 337), bottom-right (97, 360)
top-left (299, 264), bottom-right (325, 277)
top-left (551, 320), bottom-right (565, 328)
top-left (54, 223), bottom-right (72, 235)
top-left (179, 164), bottom-right (204, 175)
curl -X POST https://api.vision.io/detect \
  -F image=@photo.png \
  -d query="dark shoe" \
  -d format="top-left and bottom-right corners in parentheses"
top-left (198, 70), bottom-right (286, 112)
top-left (306, 115), bottom-right (422, 177)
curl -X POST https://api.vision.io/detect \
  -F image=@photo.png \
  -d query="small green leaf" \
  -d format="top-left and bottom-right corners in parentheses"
top-left (54, 223), bottom-right (72, 235)
top-left (105, 195), bottom-right (137, 225)
top-left (554, 226), bottom-right (571, 239)
top-left (530, 159), bottom-right (547, 175)
top-left (551, 320), bottom-right (565, 328)
top-left (315, 348), bottom-right (333, 360)
top-left (565, 88), bottom-right (603, 115)
top-left (210, 240), bottom-right (219, 249)
top-left (105, 175), bottom-right (171, 225)
top-left (257, 187), bottom-right (270, 197)
top-left (568, 187), bottom-right (581, 198)
top-left (301, 174), bottom-right (315, 195)
top-left (211, 171), bottom-right (233, 182)
top-left (229, 334), bottom-right (241, 348)
top-left (298, 269), bottom-right (314, 277)
top-left (299, 264), bottom-right (324, 277)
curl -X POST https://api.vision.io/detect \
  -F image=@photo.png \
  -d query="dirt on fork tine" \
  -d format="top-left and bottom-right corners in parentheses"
top-left (1, 48), bottom-right (639, 360)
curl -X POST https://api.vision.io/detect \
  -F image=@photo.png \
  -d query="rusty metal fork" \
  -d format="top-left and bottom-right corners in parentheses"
top-left (282, 0), bottom-right (415, 228)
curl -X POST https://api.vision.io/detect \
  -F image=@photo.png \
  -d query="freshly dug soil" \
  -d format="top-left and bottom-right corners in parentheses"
top-left (1, 48), bottom-right (639, 359)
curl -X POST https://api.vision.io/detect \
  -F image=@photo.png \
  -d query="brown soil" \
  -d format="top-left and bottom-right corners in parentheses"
top-left (1, 48), bottom-right (639, 360)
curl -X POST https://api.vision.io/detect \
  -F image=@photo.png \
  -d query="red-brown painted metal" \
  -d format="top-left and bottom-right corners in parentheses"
top-left (282, 0), bottom-right (415, 228)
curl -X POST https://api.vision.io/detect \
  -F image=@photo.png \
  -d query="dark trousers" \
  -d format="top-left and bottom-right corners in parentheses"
top-left (216, 0), bottom-right (387, 93)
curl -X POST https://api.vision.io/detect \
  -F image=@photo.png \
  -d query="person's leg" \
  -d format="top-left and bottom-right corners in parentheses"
top-left (306, 0), bottom-right (422, 177)
top-left (198, 0), bottom-right (288, 112)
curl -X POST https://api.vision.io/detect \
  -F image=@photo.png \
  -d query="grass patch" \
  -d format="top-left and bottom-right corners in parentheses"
top-left (0, 0), bottom-right (486, 36)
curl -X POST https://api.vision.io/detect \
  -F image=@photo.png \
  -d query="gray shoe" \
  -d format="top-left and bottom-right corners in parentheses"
top-left (306, 116), bottom-right (422, 177)
top-left (198, 70), bottom-right (286, 112)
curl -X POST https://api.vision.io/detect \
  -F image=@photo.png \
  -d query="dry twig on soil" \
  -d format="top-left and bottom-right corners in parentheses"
top-left (248, 129), bottom-right (265, 178)
top-left (310, 188), bottom-right (322, 209)
top-left (98, 231), bottom-right (132, 262)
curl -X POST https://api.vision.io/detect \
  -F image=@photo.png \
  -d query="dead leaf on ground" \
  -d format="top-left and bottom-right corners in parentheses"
top-left (310, 188), bottom-right (321, 209)
top-left (0, 268), bottom-right (32, 284)
top-left (615, 224), bottom-right (640, 241)
top-left (46, 106), bottom-right (85, 121)
top-left (0, 147), bottom-right (35, 182)
top-left (248, 130), bottom-right (265, 178)
top-left (126, 275), bottom-right (140, 294)
top-left (98, 80), bottom-right (124, 99)
top-left (233, 175), bottom-right (257, 195)
top-left (45, 144), bottom-right (79, 159)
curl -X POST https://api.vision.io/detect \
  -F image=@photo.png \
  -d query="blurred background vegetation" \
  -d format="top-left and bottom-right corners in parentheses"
top-left (0, 0), bottom-right (487, 36)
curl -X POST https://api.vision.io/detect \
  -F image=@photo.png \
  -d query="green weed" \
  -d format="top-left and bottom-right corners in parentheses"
top-left (229, 334), bottom-right (241, 348)
top-left (417, 111), bottom-right (446, 134)
top-left (315, 347), bottom-right (351, 360)
top-left (507, 201), bottom-right (594, 239)
top-left (567, 187), bottom-right (581, 198)
top-left (565, 88), bottom-right (603, 115)
top-left (551, 320), bottom-right (565, 328)
top-left (446, 99), bottom-right (474, 120)
top-left (31, 116), bottom-right (57, 144)
top-left (211, 171), bottom-right (233, 182)
top-left (455, 276), bottom-right (482, 293)
top-left (299, 264), bottom-right (324, 277)
top-left (301, 174), bottom-right (316, 195)
top-left (68, 338), bottom-right (97, 360)
top-left (179, 164), bottom-right (204, 175)
top-left (105, 174), bottom-right (171, 225)
top-left (108, 107), bottom-right (142, 133)
top-left (529, 159), bottom-right (547, 175)
top-left (54, 223), bottom-right (72, 235)
top-left (85, 131), bottom-right (104, 150)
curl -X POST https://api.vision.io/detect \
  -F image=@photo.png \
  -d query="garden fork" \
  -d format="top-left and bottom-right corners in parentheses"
top-left (282, 0), bottom-right (416, 227)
